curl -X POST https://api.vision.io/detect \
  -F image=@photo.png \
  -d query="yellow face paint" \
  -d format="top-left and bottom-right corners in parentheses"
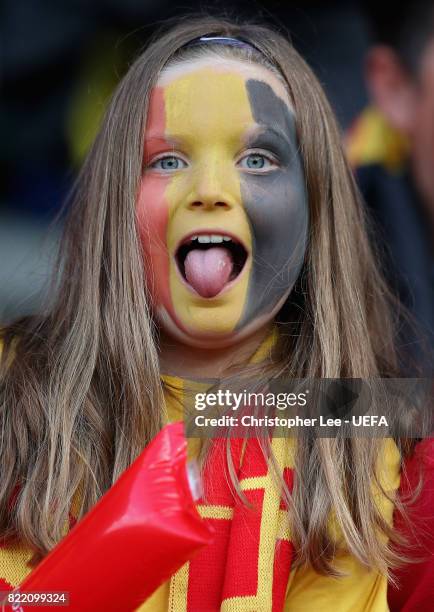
top-left (164, 69), bottom-right (253, 335)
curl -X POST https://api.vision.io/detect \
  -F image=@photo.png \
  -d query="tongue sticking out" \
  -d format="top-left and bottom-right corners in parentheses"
top-left (184, 246), bottom-right (233, 297)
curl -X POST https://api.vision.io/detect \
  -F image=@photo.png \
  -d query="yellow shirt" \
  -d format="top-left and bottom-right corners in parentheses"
top-left (284, 440), bottom-right (400, 611)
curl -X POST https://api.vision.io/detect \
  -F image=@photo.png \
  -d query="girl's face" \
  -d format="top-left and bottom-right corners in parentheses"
top-left (137, 57), bottom-right (308, 348)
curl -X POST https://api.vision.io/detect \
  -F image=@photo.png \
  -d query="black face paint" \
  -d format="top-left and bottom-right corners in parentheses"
top-left (236, 79), bottom-right (309, 328)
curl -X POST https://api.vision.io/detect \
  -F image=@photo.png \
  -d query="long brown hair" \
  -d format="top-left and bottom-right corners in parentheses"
top-left (0, 16), bottom-right (412, 575)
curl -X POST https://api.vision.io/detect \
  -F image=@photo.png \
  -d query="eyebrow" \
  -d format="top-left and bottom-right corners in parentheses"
top-left (244, 124), bottom-right (293, 148)
top-left (144, 135), bottom-right (179, 147)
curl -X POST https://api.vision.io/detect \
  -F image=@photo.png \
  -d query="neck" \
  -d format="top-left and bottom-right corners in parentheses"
top-left (159, 323), bottom-right (273, 378)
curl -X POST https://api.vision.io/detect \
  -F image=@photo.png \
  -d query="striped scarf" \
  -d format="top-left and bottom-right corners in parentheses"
top-left (167, 434), bottom-right (295, 611)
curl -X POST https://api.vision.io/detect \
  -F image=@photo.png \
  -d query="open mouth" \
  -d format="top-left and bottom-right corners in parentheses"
top-left (175, 232), bottom-right (248, 298)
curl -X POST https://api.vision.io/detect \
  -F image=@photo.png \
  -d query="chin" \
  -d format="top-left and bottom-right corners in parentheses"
top-left (156, 296), bottom-right (288, 350)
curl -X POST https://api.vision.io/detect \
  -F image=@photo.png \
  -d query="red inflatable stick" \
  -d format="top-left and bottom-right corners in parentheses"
top-left (3, 422), bottom-right (213, 611)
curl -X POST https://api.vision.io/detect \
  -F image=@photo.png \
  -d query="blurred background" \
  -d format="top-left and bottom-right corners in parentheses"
top-left (1, 0), bottom-right (433, 368)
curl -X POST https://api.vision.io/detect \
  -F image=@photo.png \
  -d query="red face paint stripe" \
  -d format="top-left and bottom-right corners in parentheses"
top-left (137, 87), bottom-right (174, 317)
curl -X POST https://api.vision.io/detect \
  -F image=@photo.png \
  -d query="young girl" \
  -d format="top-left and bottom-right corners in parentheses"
top-left (0, 16), bottom-right (433, 611)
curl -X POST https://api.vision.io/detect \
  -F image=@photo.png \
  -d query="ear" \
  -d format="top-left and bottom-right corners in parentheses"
top-left (365, 46), bottom-right (417, 134)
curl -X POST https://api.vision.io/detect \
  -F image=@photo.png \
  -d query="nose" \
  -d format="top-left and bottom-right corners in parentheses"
top-left (189, 198), bottom-right (229, 210)
top-left (186, 156), bottom-right (236, 211)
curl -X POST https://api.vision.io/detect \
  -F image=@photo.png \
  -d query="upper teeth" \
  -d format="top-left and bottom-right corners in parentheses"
top-left (191, 234), bottom-right (233, 244)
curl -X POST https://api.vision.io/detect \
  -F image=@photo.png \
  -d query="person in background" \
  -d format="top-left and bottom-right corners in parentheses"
top-left (347, 5), bottom-right (434, 607)
top-left (347, 0), bottom-right (434, 373)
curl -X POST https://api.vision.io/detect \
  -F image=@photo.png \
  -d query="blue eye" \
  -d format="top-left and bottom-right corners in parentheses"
top-left (238, 153), bottom-right (275, 171)
top-left (151, 156), bottom-right (187, 171)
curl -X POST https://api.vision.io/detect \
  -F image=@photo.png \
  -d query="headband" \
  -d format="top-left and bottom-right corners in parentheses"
top-left (178, 34), bottom-right (284, 82)
top-left (182, 35), bottom-right (263, 55)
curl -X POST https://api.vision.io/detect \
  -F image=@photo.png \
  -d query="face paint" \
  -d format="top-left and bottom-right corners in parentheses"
top-left (238, 80), bottom-right (308, 328)
top-left (137, 63), bottom-right (308, 347)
